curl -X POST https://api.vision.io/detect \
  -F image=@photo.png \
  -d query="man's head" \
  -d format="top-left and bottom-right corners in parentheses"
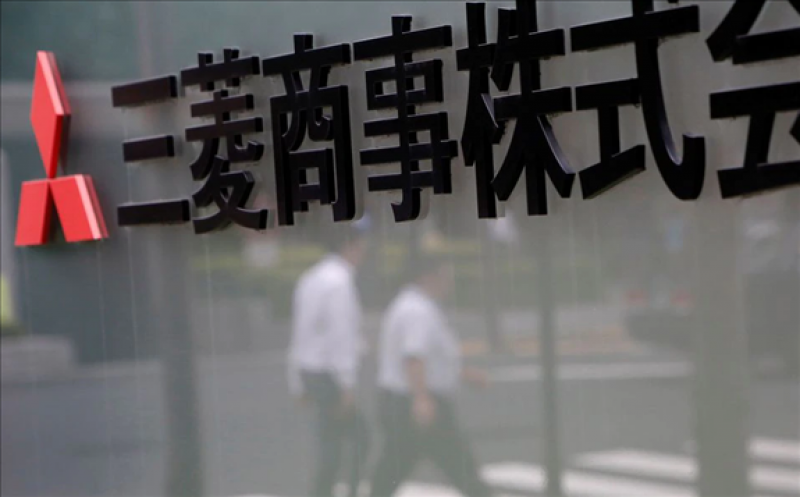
top-left (410, 253), bottom-right (454, 301)
top-left (326, 215), bottom-right (372, 268)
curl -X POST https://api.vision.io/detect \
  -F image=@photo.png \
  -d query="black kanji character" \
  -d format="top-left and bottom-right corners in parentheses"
top-left (571, 0), bottom-right (706, 200)
top-left (262, 34), bottom-right (355, 226)
top-left (707, 0), bottom-right (800, 64)
top-left (456, 2), bottom-right (505, 219)
top-left (574, 80), bottom-right (646, 199)
top-left (708, 0), bottom-right (800, 197)
top-left (181, 48), bottom-right (268, 233)
top-left (490, 0), bottom-right (575, 217)
top-left (111, 75), bottom-right (191, 226)
top-left (353, 16), bottom-right (458, 223)
top-left (191, 155), bottom-right (266, 233)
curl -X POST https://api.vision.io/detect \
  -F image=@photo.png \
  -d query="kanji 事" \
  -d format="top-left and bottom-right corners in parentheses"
top-left (111, 0), bottom-right (800, 232)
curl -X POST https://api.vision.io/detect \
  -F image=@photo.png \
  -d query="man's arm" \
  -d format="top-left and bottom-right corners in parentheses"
top-left (406, 356), bottom-right (436, 426)
top-left (401, 311), bottom-right (437, 426)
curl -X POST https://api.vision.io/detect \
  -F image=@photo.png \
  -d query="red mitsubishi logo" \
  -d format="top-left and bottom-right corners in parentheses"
top-left (15, 51), bottom-right (108, 246)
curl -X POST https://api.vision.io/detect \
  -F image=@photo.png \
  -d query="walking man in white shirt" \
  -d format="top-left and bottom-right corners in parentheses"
top-left (370, 255), bottom-right (492, 497)
top-left (288, 221), bottom-right (371, 497)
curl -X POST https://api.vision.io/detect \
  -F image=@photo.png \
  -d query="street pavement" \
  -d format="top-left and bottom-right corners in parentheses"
top-left (2, 345), bottom-right (798, 497)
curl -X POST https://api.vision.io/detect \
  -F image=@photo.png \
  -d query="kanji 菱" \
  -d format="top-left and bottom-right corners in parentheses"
top-left (181, 48), bottom-right (269, 233)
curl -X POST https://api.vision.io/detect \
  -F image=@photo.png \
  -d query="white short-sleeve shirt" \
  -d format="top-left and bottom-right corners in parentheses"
top-left (378, 285), bottom-right (461, 395)
top-left (287, 255), bottom-right (364, 396)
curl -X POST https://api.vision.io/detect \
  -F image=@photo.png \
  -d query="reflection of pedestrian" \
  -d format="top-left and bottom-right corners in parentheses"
top-left (370, 255), bottom-right (492, 497)
top-left (288, 220), bottom-right (371, 497)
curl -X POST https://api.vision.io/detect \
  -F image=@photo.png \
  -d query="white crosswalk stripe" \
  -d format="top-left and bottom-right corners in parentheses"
top-left (230, 437), bottom-right (800, 497)
top-left (576, 449), bottom-right (799, 495)
top-left (395, 483), bottom-right (461, 497)
top-left (422, 438), bottom-right (799, 497)
top-left (482, 462), bottom-right (696, 496)
top-left (752, 437), bottom-right (800, 466)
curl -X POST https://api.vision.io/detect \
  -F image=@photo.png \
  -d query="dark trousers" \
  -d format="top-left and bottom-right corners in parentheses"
top-left (302, 372), bottom-right (370, 497)
top-left (369, 390), bottom-right (491, 497)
